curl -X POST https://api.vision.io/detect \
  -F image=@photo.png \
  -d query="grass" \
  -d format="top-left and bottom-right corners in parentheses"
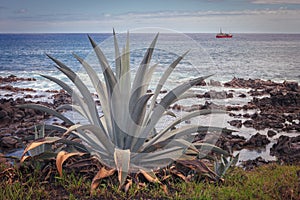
top-left (1, 163), bottom-right (299, 200)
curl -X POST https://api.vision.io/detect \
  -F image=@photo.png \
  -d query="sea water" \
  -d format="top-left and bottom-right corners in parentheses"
top-left (0, 33), bottom-right (299, 89)
top-left (1, 33), bottom-right (300, 162)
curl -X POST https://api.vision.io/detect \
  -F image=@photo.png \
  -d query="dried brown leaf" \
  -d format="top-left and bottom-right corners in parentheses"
top-left (177, 159), bottom-right (216, 176)
top-left (91, 167), bottom-right (115, 192)
top-left (56, 151), bottom-right (86, 177)
top-left (140, 169), bottom-right (160, 183)
top-left (21, 137), bottom-right (61, 162)
top-left (171, 169), bottom-right (188, 182)
top-left (124, 179), bottom-right (133, 193)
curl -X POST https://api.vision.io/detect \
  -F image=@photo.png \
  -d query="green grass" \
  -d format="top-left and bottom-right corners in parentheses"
top-left (1, 163), bottom-right (299, 199)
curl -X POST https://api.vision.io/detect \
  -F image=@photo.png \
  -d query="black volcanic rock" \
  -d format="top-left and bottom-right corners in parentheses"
top-left (271, 135), bottom-right (300, 163)
top-left (243, 133), bottom-right (270, 148)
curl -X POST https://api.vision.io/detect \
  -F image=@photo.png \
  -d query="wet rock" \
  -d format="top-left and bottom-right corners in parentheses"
top-left (0, 110), bottom-right (8, 119)
top-left (196, 130), bottom-right (246, 153)
top-left (243, 120), bottom-right (254, 128)
top-left (239, 90), bottom-right (300, 131)
top-left (0, 136), bottom-right (18, 148)
top-left (241, 157), bottom-right (270, 170)
top-left (215, 132), bottom-right (246, 153)
top-left (243, 133), bottom-right (270, 148)
top-left (267, 130), bottom-right (277, 137)
top-left (249, 89), bottom-right (268, 96)
top-left (24, 94), bottom-right (33, 98)
top-left (271, 135), bottom-right (300, 163)
top-left (238, 93), bottom-right (247, 98)
top-left (0, 75), bottom-right (36, 84)
top-left (224, 77), bottom-right (280, 89)
top-left (226, 106), bottom-right (243, 111)
top-left (283, 81), bottom-right (298, 92)
top-left (52, 91), bottom-right (71, 107)
top-left (0, 85), bottom-right (36, 93)
top-left (243, 113), bottom-right (251, 118)
top-left (227, 93), bottom-right (234, 98)
top-left (228, 120), bottom-right (242, 128)
top-left (195, 80), bottom-right (206, 86)
top-left (209, 79), bottom-right (222, 87)
top-left (204, 90), bottom-right (233, 99)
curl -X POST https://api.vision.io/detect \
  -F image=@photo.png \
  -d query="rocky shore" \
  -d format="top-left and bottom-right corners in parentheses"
top-left (0, 76), bottom-right (72, 153)
top-left (1, 75), bottom-right (300, 168)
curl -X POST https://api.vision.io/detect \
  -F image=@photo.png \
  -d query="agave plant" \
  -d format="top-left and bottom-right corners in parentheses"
top-left (20, 30), bottom-right (234, 191)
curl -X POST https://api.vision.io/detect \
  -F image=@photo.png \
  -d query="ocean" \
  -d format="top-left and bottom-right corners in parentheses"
top-left (0, 33), bottom-right (299, 91)
top-left (1, 33), bottom-right (300, 161)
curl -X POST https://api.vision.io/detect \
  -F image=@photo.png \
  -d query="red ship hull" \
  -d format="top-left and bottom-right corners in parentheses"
top-left (216, 34), bottom-right (233, 38)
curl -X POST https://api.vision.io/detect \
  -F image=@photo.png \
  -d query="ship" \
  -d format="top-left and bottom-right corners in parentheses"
top-left (216, 28), bottom-right (232, 38)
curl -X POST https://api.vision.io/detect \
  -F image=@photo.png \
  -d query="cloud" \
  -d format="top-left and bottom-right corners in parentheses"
top-left (1, 7), bottom-right (300, 33)
top-left (114, 8), bottom-right (300, 19)
top-left (251, 0), bottom-right (300, 4)
top-left (15, 8), bottom-right (28, 14)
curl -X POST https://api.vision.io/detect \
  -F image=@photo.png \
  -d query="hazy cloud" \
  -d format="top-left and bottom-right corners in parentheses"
top-left (114, 8), bottom-right (300, 19)
top-left (251, 0), bottom-right (300, 4)
top-left (15, 8), bottom-right (28, 14)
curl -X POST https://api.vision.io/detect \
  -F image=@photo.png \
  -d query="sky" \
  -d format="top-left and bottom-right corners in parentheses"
top-left (0, 0), bottom-right (300, 33)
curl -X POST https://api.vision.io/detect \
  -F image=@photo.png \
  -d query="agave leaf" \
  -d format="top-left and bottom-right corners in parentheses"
top-left (51, 138), bottom-right (89, 153)
top-left (63, 125), bottom-right (112, 156)
top-left (17, 104), bottom-right (74, 125)
top-left (120, 31), bottom-right (131, 87)
top-left (133, 75), bottom-right (212, 152)
top-left (175, 92), bottom-right (198, 102)
top-left (74, 125), bottom-right (115, 155)
top-left (130, 93), bottom-right (153, 126)
top-left (231, 153), bottom-right (239, 166)
top-left (73, 53), bottom-right (112, 136)
top-left (143, 138), bottom-right (197, 154)
top-left (113, 29), bottom-right (122, 80)
top-left (134, 151), bottom-right (181, 169)
top-left (56, 151), bottom-right (86, 177)
top-left (46, 54), bottom-right (104, 132)
top-left (161, 109), bottom-right (227, 134)
top-left (72, 53), bottom-right (108, 101)
top-left (148, 51), bottom-right (189, 113)
top-left (130, 33), bottom-right (159, 109)
top-left (40, 74), bottom-right (73, 94)
top-left (194, 142), bottom-right (230, 157)
top-left (40, 74), bottom-right (92, 122)
top-left (56, 104), bottom-right (88, 119)
top-left (34, 124), bottom-right (69, 134)
top-left (20, 152), bottom-right (58, 163)
top-left (91, 167), bottom-right (116, 192)
top-left (125, 93), bottom-right (154, 149)
top-left (63, 124), bottom-right (83, 136)
top-left (88, 36), bottom-right (124, 147)
top-left (144, 125), bottom-right (222, 150)
top-left (132, 146), bottom-right (186, 169)
top-left (142, 63), bottom-right (158, 96)
top-left (143, 109), bottom-right (227, 150)
top-left (88, 35), bottom-right (117, 96)
top-left (21, 136), bottom-right (61, 161)
top-left (114, 148), bottom-right (131, 187)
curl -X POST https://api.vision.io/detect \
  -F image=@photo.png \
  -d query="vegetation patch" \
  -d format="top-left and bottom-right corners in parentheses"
top-left (1, 163), bottom-right (299, 199)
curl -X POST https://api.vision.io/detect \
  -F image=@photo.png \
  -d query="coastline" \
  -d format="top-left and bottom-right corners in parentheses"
top-left (1, 75), bottom-right (300, 168)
